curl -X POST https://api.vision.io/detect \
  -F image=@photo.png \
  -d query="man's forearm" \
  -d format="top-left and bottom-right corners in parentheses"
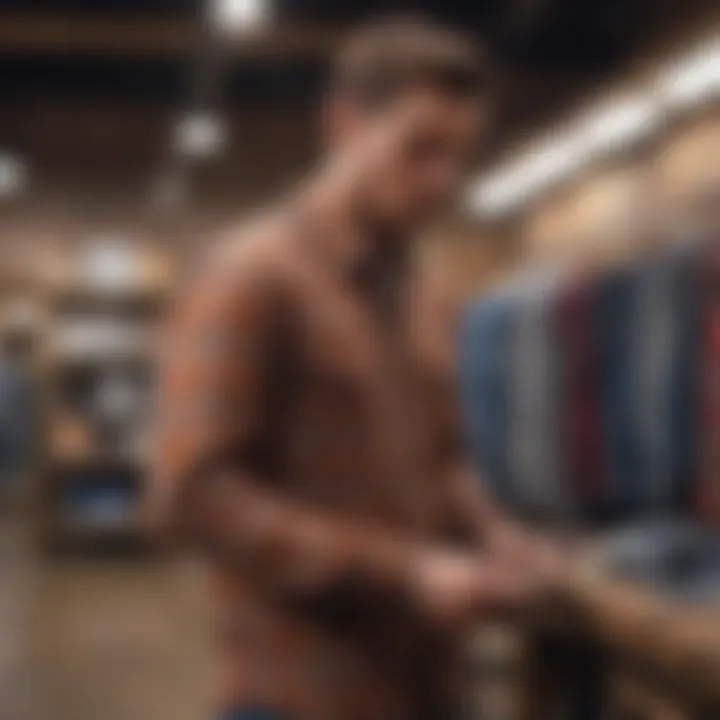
top-left (548, 566), bottom-right (720, 712)
top-left (175, 470), bottom-right (532, 627)
top-left (182, 471), bottom-right (421, 600)
top-left (447, 462), bottom-right (514, 547)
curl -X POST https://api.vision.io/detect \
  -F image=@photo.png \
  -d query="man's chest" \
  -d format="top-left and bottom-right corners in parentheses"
top-left (280, 265), bottom-right (457, 526)
top-left (298, 264), bottom-right (453, 421)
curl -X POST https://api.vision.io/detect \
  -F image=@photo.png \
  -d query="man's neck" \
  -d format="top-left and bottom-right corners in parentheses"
top-left (297, 159), bottom-right (411, 281)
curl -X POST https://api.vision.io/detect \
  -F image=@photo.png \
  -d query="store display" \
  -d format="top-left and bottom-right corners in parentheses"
top-left (458, 286), bottom-right (516, 504)
top-left (0, 337), bottom-right (37, 488)
top-left (508, 268), bottom-right (570, 518)
top-left (459, 234), bottom-right (716, 526)
top-left (602, 520), bottom-right (720, 602)
top-left (555, 272), bottom-right (607, 519)
top-left (50, 413), bottom-right (91, 459)
top-left (696, 240), bottom-right (720, 524)
top-left (57, 471), bottom-right (136, 532)
top-left (38, 243), bottom-right (167, 547)
top-left (51, 317), bottom-right (155, 359)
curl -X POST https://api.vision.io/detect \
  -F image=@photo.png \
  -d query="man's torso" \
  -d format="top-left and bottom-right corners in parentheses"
top-left (187, 212), bottom-right (468, 719)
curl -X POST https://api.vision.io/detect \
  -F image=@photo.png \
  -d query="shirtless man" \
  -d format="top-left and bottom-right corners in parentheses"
top-left (152, 17), bottom-right (554, 720)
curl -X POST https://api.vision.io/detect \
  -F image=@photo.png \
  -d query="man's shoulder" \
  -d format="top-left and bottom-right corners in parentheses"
top-left (208, 209), bottom-right (302, 278)
top-left (189, 209), bottom-right (308, 301)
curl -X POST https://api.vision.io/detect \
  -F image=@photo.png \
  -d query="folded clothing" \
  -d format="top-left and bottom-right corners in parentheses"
top-left (601, 519), bottom-right (720, 602)
top-left (59, 474), bottom-right (135, 528)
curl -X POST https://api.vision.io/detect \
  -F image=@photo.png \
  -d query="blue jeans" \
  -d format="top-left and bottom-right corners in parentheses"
top-left (223, 709), bottom-right (282, 720)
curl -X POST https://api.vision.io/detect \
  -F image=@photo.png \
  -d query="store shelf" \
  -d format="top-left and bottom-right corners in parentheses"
top-left (43, 514), bottom-right (150, 554)
top-left (45, 282), bottom-right (170, 319)
top-left (48, 352), bottom-right (156, 370)
top-left (50, 511), bottom-right (138, 538)
top-left (46, 454), bottom-right (147, 474)
top-left (37, 246), bottom-right (170, 552)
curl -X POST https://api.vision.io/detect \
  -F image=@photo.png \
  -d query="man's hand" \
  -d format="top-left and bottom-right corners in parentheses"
top-left (487, 522), bottom-right (571, 593)
top-left (409, 549), bottom-right (535, 628)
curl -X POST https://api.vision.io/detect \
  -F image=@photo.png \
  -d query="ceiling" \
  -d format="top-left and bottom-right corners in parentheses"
top-left (0, 0), bottom-right (715, 215)
top-left (1, 0), bottom-right (705, 103)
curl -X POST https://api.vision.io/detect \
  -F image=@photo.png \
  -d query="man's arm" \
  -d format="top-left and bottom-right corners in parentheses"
top-left (444, 460), bottom-right (513, 547)
top-left (149, 245), bottom-right (526, 624)
top-left (439, 380), bottom-right (564, 583)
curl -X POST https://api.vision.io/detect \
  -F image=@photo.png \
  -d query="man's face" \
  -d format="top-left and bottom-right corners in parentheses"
top-left (331, 89), bottom-right (485, 231)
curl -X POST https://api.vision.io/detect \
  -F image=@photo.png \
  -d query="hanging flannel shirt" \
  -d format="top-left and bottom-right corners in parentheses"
top-left (458, 287), bottom-right (517, 506)
top-left (555, 271), bottom-right (607, 524)
top-left (596, 265), bottom-right (642, 522)
top-left (695, 237), bottom-right (720, 524)
top-left (507, 269), bottom-right (573, 523)
top-left (631, 246), bottom-right (698, 516)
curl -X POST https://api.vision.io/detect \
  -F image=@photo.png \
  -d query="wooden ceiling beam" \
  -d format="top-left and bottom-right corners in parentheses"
top-left (0, 15), bottom-right (341, 58)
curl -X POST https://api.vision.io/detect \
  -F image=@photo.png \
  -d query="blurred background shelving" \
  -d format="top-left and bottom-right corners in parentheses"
top-left (36, 243), bottom-right (172, 550)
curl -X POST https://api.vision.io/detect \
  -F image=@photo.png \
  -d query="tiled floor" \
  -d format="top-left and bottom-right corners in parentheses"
top-left (0, 513), bottom-right (214, 720)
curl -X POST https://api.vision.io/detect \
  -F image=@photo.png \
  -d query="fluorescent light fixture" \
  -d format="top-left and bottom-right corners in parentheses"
top-left (467, 35), bottom-right (719, 218)
top-left (468, 165), bottom-right (531, 217)
top-left (466, 183), bottom-right (513, 217)
top-left (468, 100), bottom-right (656, 217)
top-left (470, 95), bottom-right (659, 216)
top-left (575, 95), bottom-right (660, 156)
top-left (659, 40), bottom-right (720, 109)
top-left (0, 153), bottom-right (27, 198)
top-left (469, 133), bottom-right (585, 216)
top-left (521, 139), bottom-right (583, 192)
top-left (174, 112), bottom-right (226, 159)
top-left (209, 0), bottom-right (269, 33)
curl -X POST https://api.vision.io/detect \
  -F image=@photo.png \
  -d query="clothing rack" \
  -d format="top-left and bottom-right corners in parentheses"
top-left (458, 235), bottom-right (720, 528)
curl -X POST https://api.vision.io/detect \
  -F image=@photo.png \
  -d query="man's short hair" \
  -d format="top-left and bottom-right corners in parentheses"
top-left (331, 16), bottom-right (488, 108)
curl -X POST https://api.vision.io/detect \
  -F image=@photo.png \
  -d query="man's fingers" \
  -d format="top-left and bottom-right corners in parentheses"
top-left (473, 562), bottom-right (534, 610)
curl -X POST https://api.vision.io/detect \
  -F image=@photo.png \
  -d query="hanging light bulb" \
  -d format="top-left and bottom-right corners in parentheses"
top-left (174, 112), bottom-right (227, 160)
top-left (0, 153), bottom-right (28, 199)
top-left (209, 0), bottom-right (269, 34)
